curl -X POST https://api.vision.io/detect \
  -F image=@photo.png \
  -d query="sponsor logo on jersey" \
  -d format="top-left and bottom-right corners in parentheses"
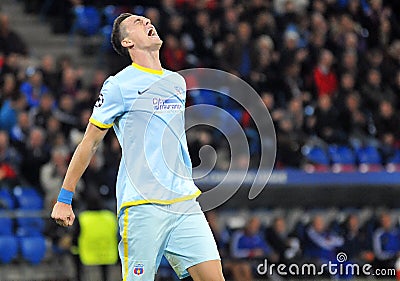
top-left (133, 263), bottom-right (144, 276)
top-left (153, 98), bottom-right (182, 112)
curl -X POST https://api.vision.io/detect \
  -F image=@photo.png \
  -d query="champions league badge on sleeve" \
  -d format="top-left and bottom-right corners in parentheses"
top-left (95, 93), bottom-right (104, 107)
top-left (133, 263), bottom-right (144, 276)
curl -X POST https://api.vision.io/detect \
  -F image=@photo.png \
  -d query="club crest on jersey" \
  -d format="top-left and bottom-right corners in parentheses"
top-left (175, 86), bottom-right (185, 98)
top-left (95, 93), bottom-right (104, 107)
top-left (133, 263), bottom-right (144, 276)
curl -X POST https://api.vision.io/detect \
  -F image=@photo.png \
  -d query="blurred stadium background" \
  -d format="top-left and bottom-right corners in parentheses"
top-left (0, 0), bottom-right (400, 280)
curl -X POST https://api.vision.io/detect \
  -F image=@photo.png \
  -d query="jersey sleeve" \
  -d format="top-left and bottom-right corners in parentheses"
top-left (89, 77), bottom-right (124, 129)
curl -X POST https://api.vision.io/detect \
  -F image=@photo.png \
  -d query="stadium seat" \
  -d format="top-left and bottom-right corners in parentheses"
top-left (302, 146), bottom-right (330, 172)
top-left (386, 149), bottom-right (400, 172)
top-left (13, 187), bottom-right (43, 210)
top-left (328, 145), bottom-right (356, 173)
top-left (19, 235), bottom-right (47, 265)
top-left (103, 5), bottom-right (119, 25)
top-left (0, 235), bottom-right (18, 264)
top-left (16, 217), bottom-right (45, 236)
top-left (0, 215), bottom-right (14, 235)
top-left (0, 188), bottom-right (15, 210)
top-left (356, 146), bottom-right (383, 172)
top-left (71, 6), bottom-right (101, 37)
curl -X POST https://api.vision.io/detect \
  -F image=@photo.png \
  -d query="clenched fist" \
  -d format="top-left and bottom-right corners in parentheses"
top-left (51, 202), bottom-right (75, 227)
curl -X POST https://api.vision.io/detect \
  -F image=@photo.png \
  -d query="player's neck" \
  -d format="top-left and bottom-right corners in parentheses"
top-left (131, 49), bottom-right (162, 71)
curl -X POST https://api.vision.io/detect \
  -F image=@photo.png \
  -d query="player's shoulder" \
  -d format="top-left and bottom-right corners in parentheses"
top-left (162, 69), bottom-right (186, 87)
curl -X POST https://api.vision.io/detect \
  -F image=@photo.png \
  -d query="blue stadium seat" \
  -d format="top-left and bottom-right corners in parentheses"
top-left (72, 6), bottom-right (101, 37)
top-left (302, 146), bottom-right (330, 172)
top-left (357, 146), bottom-right (382, 164)
top-left (13, 187), bottom-right (43, 210)
top-left (356, 146), bottom-right (383, 172)
top-left (190, 89), bottom-right (218, 106)
top-left (386, 149), bottom-right (400, 172)
top-left (16, 217), bottom-right (45, 237)
top-left (0, 235), bottom-right (18, 263)
top-left (103, 5), bottom-right (119, 25)
top-left (0, 215), bottom-right (13, 235)
top-left (19, 235), bottom-right (46, 265)
top-left (0, 188), bottom-right (15, 210)
top-left (328, 145), bottom-right (356, 172)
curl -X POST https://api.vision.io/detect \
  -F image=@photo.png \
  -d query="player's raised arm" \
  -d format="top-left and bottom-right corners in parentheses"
top-left (51, 123), bottom-right (108, 227)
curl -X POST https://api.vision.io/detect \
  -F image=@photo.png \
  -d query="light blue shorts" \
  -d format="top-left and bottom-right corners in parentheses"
top-left (118, 199), bottom-right (220, 280)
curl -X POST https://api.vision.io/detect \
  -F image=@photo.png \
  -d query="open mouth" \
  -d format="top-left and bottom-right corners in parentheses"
top-left (147, 28), bottom-right (157, 37)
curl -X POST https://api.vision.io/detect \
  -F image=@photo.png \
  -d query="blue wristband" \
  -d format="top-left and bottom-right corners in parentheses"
top-left (57, 188), bottom-right (74, 205)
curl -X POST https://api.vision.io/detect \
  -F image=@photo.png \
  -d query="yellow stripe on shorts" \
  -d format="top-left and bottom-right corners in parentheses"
top-left (123, 208), bottom-right (129, 281)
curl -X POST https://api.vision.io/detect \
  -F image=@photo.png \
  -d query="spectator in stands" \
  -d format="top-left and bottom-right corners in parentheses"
top-left (0, 74), bottom-right (18, 105)
top-left (54, 94), bottom-right (78, 137)
top-left (230, 217), bottom-right (277, 281)
top-left (374, 100), bottom-right (400, 151)
top-left (313, 95), bottom-right (345, 144)
top-left (303, 215), bottom-right (344, 264)
top-left (276, 116), bottom-right (303, 167)
top-left (88, 70), bottom-right (106, 100)
top-left (361, 69), bottom-right (396, 113)
top-left (20, 67), bottom-right (49, 108)
top-left (80, 151), bottom-right (108, 209)
top-left (277, 62), bottom-right (305, 107)
top-left (313, 49), bottom-right (338, 97)
top-left (39, 54), bottom-right (59, 94)
top-left (57, 67), bottom-right (82, 98)
top-left (338, 92), bottom-right (371, 145)
top-left (20, 127), bottom-right (50, 191)
top-left (10, 110), bottom-right (30, 148)
top-left (0, 52), bottom-right (20, 79)
top-left (339, 214), bottom-right (374, 264)
top-left (392, 69), bottom-right (400, 101)
top-left (221, 21), bottom-right (254, 79)
top-left (29, 93), bottom-right (55, 128)
top-left (265, 216), bottom-right (301, 264)
top-left (0, 14), bottom-right (28, 56)
top-left (69, 109), bottom-right (90, 148)
top-left (45, 116), bottom-right (65, 149)
top-left (189, 10), bottom-right (216, 67)
top-left (338, 50), bottom-right (359, 78)
top-left (249, 35), bottom-right (279, 94)
top-left (0, 130), bottom-right (20, 186)
top-left (372, 212), bottom-right (400, 269)
top-left (40, 147), bottom-right (69, 211)
top-left (0, 93), bottom-right (27, 135)
top-left (161, 34), bottom-right (187, 71)
top-left (336, 72), bottom-right (357, 108)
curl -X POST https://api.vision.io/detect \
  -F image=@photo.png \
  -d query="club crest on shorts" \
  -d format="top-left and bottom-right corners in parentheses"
top-left (95, 93), bottom-right (104, 107)
top-left (133, 263), bottom-right (144, 276)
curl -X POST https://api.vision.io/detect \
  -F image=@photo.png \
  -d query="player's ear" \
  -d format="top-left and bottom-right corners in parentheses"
top-left (121, 38), bottom-right (134, 48)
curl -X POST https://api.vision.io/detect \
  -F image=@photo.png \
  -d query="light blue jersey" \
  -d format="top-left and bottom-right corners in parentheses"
top-left (89, 63), bottom-right (200, 216)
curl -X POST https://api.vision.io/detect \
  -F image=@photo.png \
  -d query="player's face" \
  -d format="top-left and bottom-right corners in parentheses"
top-left (122, 15), bottom-right (163, 51)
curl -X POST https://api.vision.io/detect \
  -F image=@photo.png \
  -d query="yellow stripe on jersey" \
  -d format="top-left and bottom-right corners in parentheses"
top-left (89, 117), bottom-right (114, 129)
top-left (118, 190), bottom-right (202, 217)
top-left (132, 62), bottom-right (163, 75)
top-left (122, 208), bottom-right (129, 281)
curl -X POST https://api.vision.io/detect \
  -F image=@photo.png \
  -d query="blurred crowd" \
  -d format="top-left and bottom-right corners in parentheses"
top-left (1, 0), bottom-right (400, 210)
top-left (206, 209), bottom-right (400, 280)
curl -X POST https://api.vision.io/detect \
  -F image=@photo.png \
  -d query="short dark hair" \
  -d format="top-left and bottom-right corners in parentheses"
top-left (111, 13), bottom-right (133, 57)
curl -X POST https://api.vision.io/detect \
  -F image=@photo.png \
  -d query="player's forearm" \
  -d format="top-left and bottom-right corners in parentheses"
top-left (61, 137), bottom-right (100, 192)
